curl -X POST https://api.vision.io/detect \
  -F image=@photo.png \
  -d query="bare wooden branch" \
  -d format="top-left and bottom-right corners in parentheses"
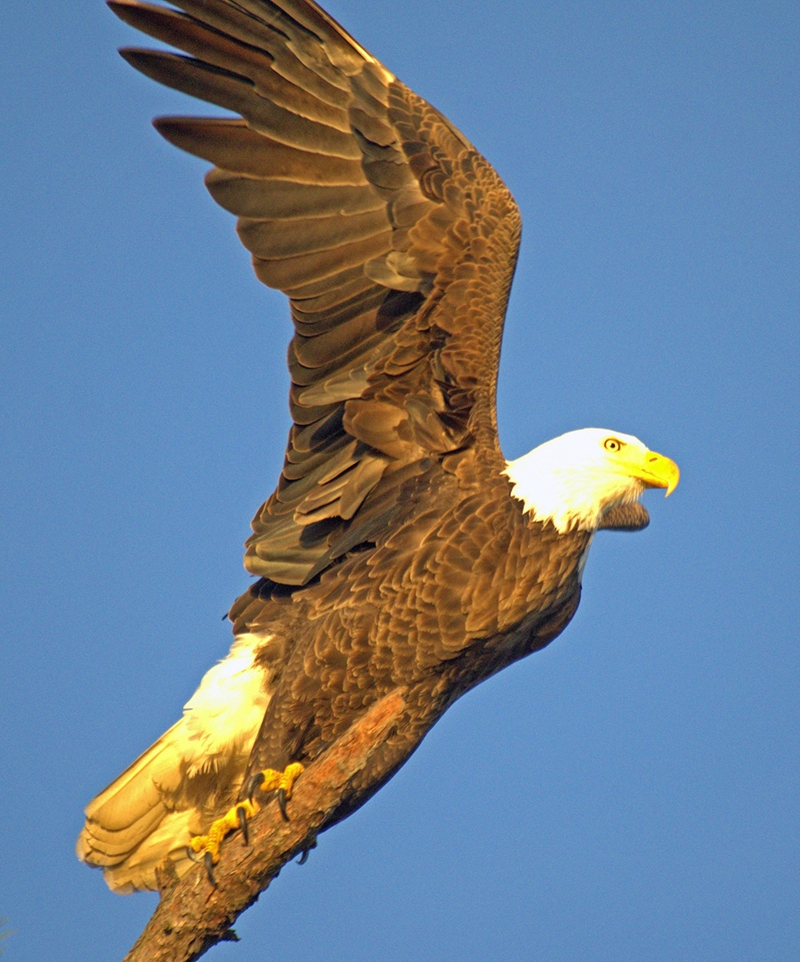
top-left (122, 690), bottom-right (407, 962)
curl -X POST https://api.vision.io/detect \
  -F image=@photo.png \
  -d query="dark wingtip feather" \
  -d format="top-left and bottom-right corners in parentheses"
top-left (107, 0), bottom-right (150, 30)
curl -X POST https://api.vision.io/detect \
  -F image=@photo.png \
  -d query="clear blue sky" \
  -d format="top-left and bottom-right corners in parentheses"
top-left (1, 1), bottom-right (798, 960)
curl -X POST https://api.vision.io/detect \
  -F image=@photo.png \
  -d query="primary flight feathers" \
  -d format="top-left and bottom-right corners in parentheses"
top-left (78, 0), bottom-right (678, 894)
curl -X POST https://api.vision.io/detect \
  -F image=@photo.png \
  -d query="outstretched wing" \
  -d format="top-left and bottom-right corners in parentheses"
top-left (111, 0), bottom-right (522, 585)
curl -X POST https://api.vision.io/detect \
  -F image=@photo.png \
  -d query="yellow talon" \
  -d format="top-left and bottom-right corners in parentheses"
top-left (188, 762), bottom-right (304, 866)
top-left (253, 761), bottom-right (305, 821)
top-left (190, 797), bottom-right (259, 864)
top-left (257, 761), bottom-right (305, 797)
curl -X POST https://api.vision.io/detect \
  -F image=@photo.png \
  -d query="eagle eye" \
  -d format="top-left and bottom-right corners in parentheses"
top-left (604, 437), bottom-right (624, 452)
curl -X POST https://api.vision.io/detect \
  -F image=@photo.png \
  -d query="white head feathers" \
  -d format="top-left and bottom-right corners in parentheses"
top-left (504, 428), bottom-right (672, 533)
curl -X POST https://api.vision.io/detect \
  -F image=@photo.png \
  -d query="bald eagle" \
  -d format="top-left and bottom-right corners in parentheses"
top-left (77, 0), bottom-right (679, 894)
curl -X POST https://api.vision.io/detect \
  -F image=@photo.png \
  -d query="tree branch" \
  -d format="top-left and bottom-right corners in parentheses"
top-left (122, 690), bottom-right (407, 962)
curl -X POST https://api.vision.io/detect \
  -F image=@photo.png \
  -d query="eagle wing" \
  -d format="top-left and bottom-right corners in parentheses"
top-left (110, 0), bottom-right (522, 585)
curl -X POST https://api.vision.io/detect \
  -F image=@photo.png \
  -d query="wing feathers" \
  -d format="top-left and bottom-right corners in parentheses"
top-left (238, 206), bottom-right (388, 259)
top-left (291, 311), bottom-right (385, 370)
top-left (154, 117), bottom-right (368, 183)
top-left (112, 0), bottom-right (521, 586)
top-left (206, 170), bottom-right (379, 218)
top-left (282, 264), bottom-right (374, 302)
top-left (252, 229), bottom-right (392, 289)
top-left (124, 49), bottom-right (361, 157)
top-left (291, 278), bottom-right (385, 330)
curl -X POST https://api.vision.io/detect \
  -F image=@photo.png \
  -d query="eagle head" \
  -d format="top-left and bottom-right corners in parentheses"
top-left (504, 428), bottom-right (680, 533)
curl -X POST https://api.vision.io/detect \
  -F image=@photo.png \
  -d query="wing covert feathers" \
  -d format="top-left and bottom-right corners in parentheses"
top-left (110, 0), bottom-right (522, 584)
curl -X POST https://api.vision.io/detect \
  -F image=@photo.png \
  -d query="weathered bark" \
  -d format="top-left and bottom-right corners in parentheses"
top-left (123, 690), bottom-right (407, 962)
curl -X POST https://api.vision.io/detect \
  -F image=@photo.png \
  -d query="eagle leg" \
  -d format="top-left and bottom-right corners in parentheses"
top-left (187, 763), bottom-right (305, 879)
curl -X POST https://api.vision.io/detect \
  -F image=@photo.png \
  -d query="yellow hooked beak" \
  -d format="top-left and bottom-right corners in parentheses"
top-left (634, 450), bottom-right (680, 496)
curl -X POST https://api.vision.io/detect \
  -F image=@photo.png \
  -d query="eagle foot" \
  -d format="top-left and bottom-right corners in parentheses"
top-left (187, 763), bottom-right (305, 879)
top-left (246, 762), bottom-right (305, 822)
top-left (188, 796), bottom-right (259, 871)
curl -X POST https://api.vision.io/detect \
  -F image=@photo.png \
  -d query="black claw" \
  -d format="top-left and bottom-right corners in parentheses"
top-left (277, 787), bottom-right (289, 821)
top-left (297, 837), bottom-right (317, 865)
top-left (237, 805), bottom-right (249, 846)
top-left (246, 771), bottom-right (265, 802)
top-left (204, 851), bottom-right (217, 888)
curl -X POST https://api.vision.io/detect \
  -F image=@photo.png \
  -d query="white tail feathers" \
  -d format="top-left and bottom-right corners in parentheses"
top-left (76, 633), bottom-right (271, 892)
top-left (76, 727), bottom-right (200, 892)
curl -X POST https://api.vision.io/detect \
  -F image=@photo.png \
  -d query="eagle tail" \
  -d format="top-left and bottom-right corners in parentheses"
top-left (77, 633), bottom-right (270, 893)
top-left (76, 722), bottom-right (200, 892)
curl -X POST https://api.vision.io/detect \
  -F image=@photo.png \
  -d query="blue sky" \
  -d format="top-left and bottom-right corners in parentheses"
top-left (1, 1), bottom-right (798, 960)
